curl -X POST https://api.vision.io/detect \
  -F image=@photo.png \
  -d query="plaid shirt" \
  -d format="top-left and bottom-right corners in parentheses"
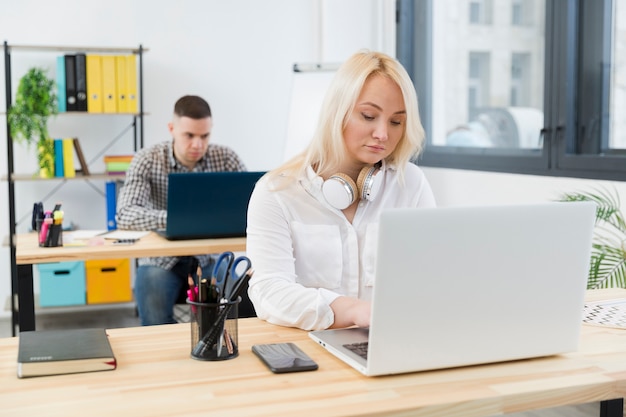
top-left (116, 140), bottom-right (246, 270)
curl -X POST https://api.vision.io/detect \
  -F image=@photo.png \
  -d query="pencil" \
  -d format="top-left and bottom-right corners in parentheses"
top-left (188, 274), bottom-right (194, 289)
top-left (224, 328), bottom-right (234, 355)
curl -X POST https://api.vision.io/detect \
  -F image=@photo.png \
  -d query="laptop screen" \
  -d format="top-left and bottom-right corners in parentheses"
top-left (164, 171), bottom-right (265, 240)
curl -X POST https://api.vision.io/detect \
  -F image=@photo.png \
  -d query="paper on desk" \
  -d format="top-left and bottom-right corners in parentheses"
top-left (101, 230), bottom-right (150, 240)
top-left (583, 298), bottom-right (626, 329)
top-left (63, 230), bottom-right (108, 240)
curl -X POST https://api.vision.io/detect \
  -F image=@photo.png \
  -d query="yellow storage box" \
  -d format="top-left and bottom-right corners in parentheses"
top-left (85, 258), bottom-right (132, 304)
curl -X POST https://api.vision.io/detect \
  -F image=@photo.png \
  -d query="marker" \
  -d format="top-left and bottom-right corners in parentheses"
top-left (39, 217), bottom-right (53, 245)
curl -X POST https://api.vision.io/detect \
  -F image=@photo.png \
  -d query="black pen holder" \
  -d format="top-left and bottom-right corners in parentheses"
top-left (36, 218), bottom-right (63, 248)
top-left (187, 297), bottom-right (240, 361)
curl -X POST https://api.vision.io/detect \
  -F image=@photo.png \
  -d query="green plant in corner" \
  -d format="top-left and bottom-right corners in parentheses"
top-left (560, 187), bottom-right (626, 289)
top-left (7, 67), bottom-right (58, 178)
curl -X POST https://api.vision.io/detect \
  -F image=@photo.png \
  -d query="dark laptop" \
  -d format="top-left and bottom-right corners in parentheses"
top-left (157, 171), bottom-right (265, 240)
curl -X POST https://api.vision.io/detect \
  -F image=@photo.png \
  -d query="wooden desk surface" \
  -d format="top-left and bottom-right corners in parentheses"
top-left (1, 289), bottom-right (626, 417)
top-left (15, 232), bottom-right (247, 264)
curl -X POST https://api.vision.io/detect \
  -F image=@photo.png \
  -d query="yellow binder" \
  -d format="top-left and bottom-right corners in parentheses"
top-left (115, 55), bottom-right (129, 113)
top-left (62, 138), bottom-right (76, 178)
top-left (86, 55), bottom-right (103, 113)
top-left (125, 54), bottom-right (138, 114)
top-left (101, 55), bottom-right (117, 113)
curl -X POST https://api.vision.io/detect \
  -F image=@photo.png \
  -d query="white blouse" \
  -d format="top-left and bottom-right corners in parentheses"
top-left (246, 162), bottom-right (436, 330)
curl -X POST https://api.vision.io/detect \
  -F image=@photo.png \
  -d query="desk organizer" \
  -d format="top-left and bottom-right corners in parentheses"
top-left (35, 218), bottom-right (63, 247)
top-left (37, 261), bottom-right (86, 307)
top-left (188, 297), bottom-right (240, 361)
top-left (85, 258), bottom-right (132, 304)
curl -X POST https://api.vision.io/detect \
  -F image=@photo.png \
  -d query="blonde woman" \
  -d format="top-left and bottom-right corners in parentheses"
top-left (247, 50), bottom-right (436, 330)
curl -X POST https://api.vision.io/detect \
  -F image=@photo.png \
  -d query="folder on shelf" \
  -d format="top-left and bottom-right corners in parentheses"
top-left (115, 55), bottom-right (128, 113)
top-left (86, 55), bottom-right (103, 113)
top-left (62, 138), bottom-right (76, 178)
top-left (64, 54), bottom-right (77, 111)
top-left (56, 56), bottom-right (66, 113)
top-left (54, 139), bottom-right (64, 177)
top-left (101, 55), bottom-right (117, 113)
top-left (105, 181), bottom-right (118, 230)
top-left (72, 138), bottom-right (90, 176)
top-left (75, 53), bottom-right (87, 112)
top-left (125, 54), bottom-right (138, 114)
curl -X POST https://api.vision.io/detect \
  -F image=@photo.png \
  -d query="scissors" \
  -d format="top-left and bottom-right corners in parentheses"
top-left (212, 252), bottom-right (235, 298)
top-left (224, 256), bottom-right (252, 300)
top-left (212, 252), bottom-right (253, 300)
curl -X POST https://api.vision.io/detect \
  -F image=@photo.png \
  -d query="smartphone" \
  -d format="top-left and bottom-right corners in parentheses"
top-left (252, 343), bottom-right (318, 373)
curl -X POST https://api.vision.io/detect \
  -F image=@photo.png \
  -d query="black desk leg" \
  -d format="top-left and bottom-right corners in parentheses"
top-left (16, 264), bottom-right (35, 332)
top-left (600, 399), bottom-right (623, 417)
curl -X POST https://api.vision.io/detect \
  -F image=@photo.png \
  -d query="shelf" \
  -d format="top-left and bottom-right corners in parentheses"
top-left (4, 41), bottom-right (146, 335)
top-left (6, 173), bottom-right (126, 181)
top-left (0, 111), bottom-right (148, 116)
top-left (5, 44), bottom-right (148, 54)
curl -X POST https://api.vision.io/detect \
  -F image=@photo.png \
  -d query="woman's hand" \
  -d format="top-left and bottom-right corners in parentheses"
top-left (329, 297), bottom-right (371, 329)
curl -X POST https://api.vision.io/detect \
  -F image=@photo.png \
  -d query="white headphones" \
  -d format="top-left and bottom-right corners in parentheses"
top-left (322, 164), bottom-right (383, 210)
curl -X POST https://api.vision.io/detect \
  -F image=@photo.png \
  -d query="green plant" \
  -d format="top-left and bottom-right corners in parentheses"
top-left (560, 187), bottom-right (626, 289)
top-left (7, 67), bottom-right (58, 177)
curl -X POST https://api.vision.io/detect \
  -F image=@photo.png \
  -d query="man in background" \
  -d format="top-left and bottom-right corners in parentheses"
top-left (116, 95), bottom-right (247, 325)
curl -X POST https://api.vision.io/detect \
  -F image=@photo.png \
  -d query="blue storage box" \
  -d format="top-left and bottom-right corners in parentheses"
top-left (37, 261), bottom-right (86, 307)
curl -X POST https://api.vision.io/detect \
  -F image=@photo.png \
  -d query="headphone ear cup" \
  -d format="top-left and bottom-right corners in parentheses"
top-left (322, 173), bottom-right (358, 210)
top-left (356, 166), bottom-right (383, 202)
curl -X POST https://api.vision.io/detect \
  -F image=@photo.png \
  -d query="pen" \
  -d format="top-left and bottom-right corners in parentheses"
top-left (198, 278), bottom-right (209, 303)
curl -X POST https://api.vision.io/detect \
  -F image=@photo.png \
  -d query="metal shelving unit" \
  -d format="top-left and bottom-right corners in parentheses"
top-left (3, 42), bottom-right (146, 335)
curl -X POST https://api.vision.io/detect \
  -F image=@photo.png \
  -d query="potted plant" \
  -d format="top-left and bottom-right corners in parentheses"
top-left (560, 187), bottom-right (626, 289)
top-left (7, 67), bottom-right (58, 178)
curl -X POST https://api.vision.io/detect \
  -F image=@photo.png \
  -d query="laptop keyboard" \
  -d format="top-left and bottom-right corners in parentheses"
top-left (343, 342), bottom-right (369, 360)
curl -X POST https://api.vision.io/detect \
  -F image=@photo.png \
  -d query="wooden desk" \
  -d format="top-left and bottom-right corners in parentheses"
top-left (0, 289), bottom-right (625, 416)
top-left (13, 232), bottom-right (246, 333)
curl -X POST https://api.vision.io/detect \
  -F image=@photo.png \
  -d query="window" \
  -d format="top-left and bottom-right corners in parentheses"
top-left (397, 0), bottom-right (626, 181)
top-left (512, 0), bottom-right (534, 26)
top-left (469, 0), bottom-right (493, 25)
top-left (512, 0), bottom-right (524, 25)
top-left (510, 53), bottom-right (531, 107)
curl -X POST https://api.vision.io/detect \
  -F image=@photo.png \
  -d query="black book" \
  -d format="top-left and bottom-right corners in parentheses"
top-left (75, 53), bottom-right (87, 111)
top-left (64, 54), bottom-right (77, 111)
top-left (17, 328), bottom-right (117, 378)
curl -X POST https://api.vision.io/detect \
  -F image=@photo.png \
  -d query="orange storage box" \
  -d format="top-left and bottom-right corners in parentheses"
top-left (85, 258), bottom-right (132, 304)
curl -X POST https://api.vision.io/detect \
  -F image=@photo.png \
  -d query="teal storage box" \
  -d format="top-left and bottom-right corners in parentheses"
top-left (37, 261), bottom-right (86, 307)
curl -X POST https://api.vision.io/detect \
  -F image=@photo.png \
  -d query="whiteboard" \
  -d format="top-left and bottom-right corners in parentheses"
top-left (283, 70), bottom-right (336, 162)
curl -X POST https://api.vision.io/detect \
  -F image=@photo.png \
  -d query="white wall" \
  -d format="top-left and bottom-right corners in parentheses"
top-left (1, 0), bottom-right (625, 327)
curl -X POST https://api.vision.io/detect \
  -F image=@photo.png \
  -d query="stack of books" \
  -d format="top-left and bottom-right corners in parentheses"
top-left (104, 155), bottom-right (133, 175)
top-left (53, 137), bottom-right (89, 177)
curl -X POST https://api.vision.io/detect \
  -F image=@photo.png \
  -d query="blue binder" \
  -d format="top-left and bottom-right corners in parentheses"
top-left (105, 181), bottom-right (117, 230)
top-left (54, 139), bottom-right (64, 177)
top-left (56, 56), bottom-right (66, 112)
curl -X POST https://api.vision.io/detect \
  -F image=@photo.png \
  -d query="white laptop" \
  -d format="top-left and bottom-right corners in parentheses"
top-left (309, 202), bottom-right (596, 376)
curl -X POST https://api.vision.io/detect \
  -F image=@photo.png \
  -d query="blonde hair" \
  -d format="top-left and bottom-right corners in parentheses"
top-left (269, 50), bottom-right (425, 184)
